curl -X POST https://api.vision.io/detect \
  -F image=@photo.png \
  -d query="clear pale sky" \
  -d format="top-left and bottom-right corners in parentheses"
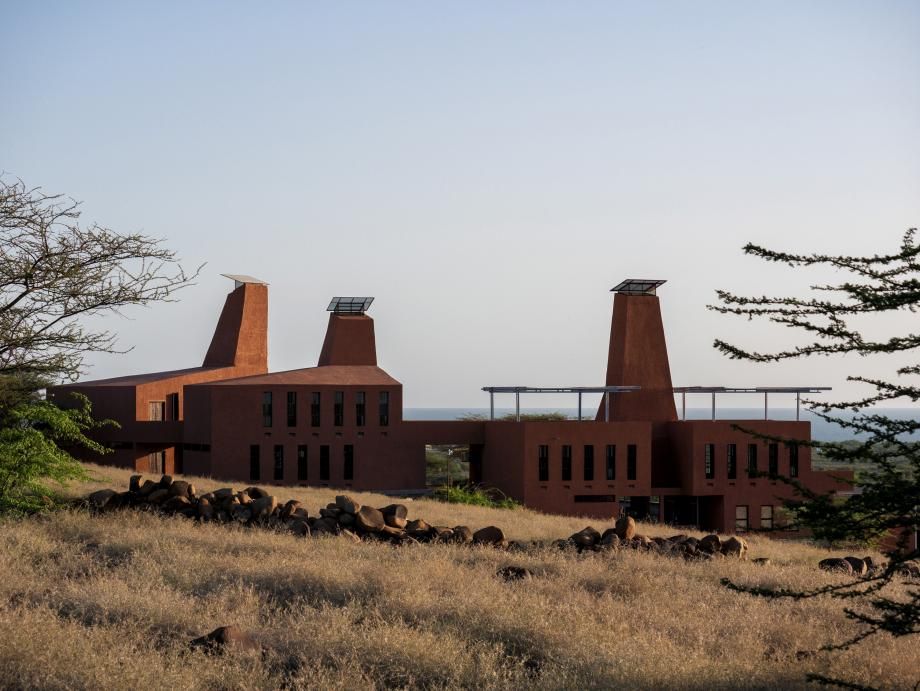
top-left (2, 2), bottom-right (918, 408)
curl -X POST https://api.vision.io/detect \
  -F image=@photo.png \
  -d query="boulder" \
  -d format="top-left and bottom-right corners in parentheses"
top-left (190, 626), bottom-right (260, 654)
top-left (668, 534), bottom-right (689, 544)
top-left (819, 558), bottom-right (853, 575)
top-left (236, 491), bottom-right (252, 506)
top-left (570, 526), bottom-right (602, 548)
top-left (88, 489), bottom-right (117, 509)
top-left (432, 526), bottom-right (454, 542)
top-left (752, 557), bottom-right (772, 566)
top-left (319, 507), bottom-right (342, 519)
top-left (406, 519), bottom-right (431, 536)
top-left (496, 566), bottom-right (533, 582)
top-left (452, 526), bottom-right (473, 544)
top-left (245, 486), bottom-right (269, 500)
top-left (147, 488), bottom-right (170, 504)
top-left (311, 517), bottom-right (338, 534)
top-left (380, 503), bottom-right (409, 520)
top-left (129, 475), bottom-right (143, 493)
top-left (213, 488), bottom-right (234, 500)
top-left (288, 518), bottom-right (310, 536)
top-left (385, 514), bottom-right (407, 529)
top-left (168, 480), bottom-right (191, 498)
top-left (380, 525), bottom-right (406, 540)
top-left (335, 495), bottom-right (361, 515)
top-left (158, 474), bottom-right (173, 488)
top-left (699, 534), bottom-right (722, 554)
top-left (230, 505), bottom-right (253, 523)
top-left (473, 525), bottom-right (505, 545)
top-left (614, 516), bottom-right (636, 540)
top-left (844, 556), bottom-right (868, 576)
top-left (355, 506), bottom-right (385, 532)
top-left (163, 495), bottom-right (191, 512)
top-left (721, 536), bottom-right (748, 559)
top-left (138, 480), bottom-right (159, 496)
top-left (280, 500), bottom-right (303, 521)
top-left (197, 498), bottom-right (215, 520)
top-left (338, 513), bottom-right (355, 527)
top-left (600, 528), bottom-right (620, 546)
top-left (250, 495), bottom-right (278, 520)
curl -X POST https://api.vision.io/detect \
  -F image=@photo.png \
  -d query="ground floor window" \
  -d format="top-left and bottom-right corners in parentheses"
top-left (704, 443), bottom-right (715, 479)
top-left (344, 444), bottom-right (354, 481)
top-left (148, 450), bottom-right (165, 474)
top-left (627, 444), bottom-right (637, 481)
top-left (735, 504), bottom-right (749, 531)
top-left (760, 505), bottom-right (773, 529)
top-left (319, 445), bottom-right (330, 481)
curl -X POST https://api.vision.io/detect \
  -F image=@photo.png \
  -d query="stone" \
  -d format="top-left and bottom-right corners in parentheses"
top-left (246, 486), bottom-right (269, 500)
top-left (844, 557), bottom-right (868, 576)
top-left (668, 534), bottom-right (689, 544)
top-left (319, 508), bottom-right (342, 519)
top-left (280, 500), bottom-right (302, 521)
top-left (355, 506), bottom-right (385, 532)
top-left (570, 526), bottom-right (602, 548)
top-left (198, 498), bottom-right (215, 520)
top-left (88, 489), bottom-right (116, 509)
top-left (497, 566), bottom-right (533, 582)
top-left (380, 503), bottom-right (409, 520)
top-left (721, 536), bottom-right (748, 559)
top-left (168, 480), bottom-right (191, 498)
top-left (288, 518), bottom-right (310, 536)
top-left (231, 504), bottom-right (253, 523)
top-left (452, 526), bottom-right (473, 544)
top-left (213, 488), bottom-right (234, 500)
top-left (614, 516), bottom-right (636, 540)
top-left (473, 525), bottom-right (505, 545)
top-left (819, 558), bottom-right (854, 575)
top-left (147, 488), bottom-right (170, 504)
top-left (432, 527), bottom-right (454, 542)
top-left (163, 495), bottom-right (191, 512)
top-left (236, 491), bottom-right (252, 505)
top-left (138, 480), bottom-right (159, 496)
top-left (380, 525), bottom-right (406, 540)
top-left (335, 495), bottom-right (361, 514)
top-left (385, 514), bottom-right (407, 529)
top-left (406, 519), bottom-right (431, 536)
top-left (600, 528), bottom-right (620, 546)
top-left (338, 513), bottom-right (355, 527)
top-left (699, 534), bottom-right (722, 554)
top-left (129, 475), bottom-right (142, 493)
top-left (190, 625), bottom-right (260, 654)
top-left (250, 495), bottom-right (278, 520)
top-left (752, 557), bottom-right (772, 566)
top-left (312, 517), bottom-right (339, 534)
top-left (158, 474), bottom-right (173, 488)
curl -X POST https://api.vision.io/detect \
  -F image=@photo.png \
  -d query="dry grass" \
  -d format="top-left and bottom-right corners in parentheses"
top-left (0, 463), bottom-right (915, 690)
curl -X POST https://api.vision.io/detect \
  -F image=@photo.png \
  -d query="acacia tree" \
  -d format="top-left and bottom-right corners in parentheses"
top-left (0, 176), bottom-right (199, 511)
top-left (710, 229), bottom-right (919, 689)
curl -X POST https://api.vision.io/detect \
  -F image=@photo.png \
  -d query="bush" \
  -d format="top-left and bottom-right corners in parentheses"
top-left (432, 484), bottom-right (520, 510)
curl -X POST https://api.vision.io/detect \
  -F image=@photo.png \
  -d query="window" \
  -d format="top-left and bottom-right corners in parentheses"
top-left (355, 392), bottom-right (366, 426)
top-left (249, 445), bottom-right (260, 481)
top-left (561, 445), bottom-right (572, 482)
top-left (627, 444), bottom-right (637, 481)
top-left (727, 444), bottom-right (737, 479)
top-left (704, 443), bottom-right (715, 479)
top-left (334, 392), bottom-right (344, 427)
top-left (286, 392), bottom-right (297, 427)
top-left (574, 495), bottom-right (616, 503)
top-left (606, 445), bottom-right (616, 480)
top-left (262, 392), bottom-right (273, 427)
top-left (379, 391), bottom-right (390, 426)
top-left (747, 444), bottom-right (758, 478)
top-left (538, 445), bottom-right (549, 482)
top-left (148, 450), bottom-right (165, 474)
top-left (735, 505), bottom-right (749, 531)
top-left (768, 443), bottom-right (779, 476)
top-left (311, 392), bottom-right (321, 427)
top-left (583, 445), bottom-right (594, 481)
top-left (166, 393), bottom-right (180, 420)
top-left (148, 401), bottom-right (165, 421)
top-left (789, 443), bottom-right (799, 478)
top-left (760, 505), bottom-right (774, 530)
top-left (344, 444), bottom-right (354, 481)
top-left (297, 445), bottom-right (307, 482)
top-left (273, 445), bottom-right (284, 481)
top-left (319, 445), bottom-right (330, 481)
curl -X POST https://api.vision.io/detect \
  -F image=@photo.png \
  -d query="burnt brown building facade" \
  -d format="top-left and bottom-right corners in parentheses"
top-left (51, 276), bottom-right (848, 534)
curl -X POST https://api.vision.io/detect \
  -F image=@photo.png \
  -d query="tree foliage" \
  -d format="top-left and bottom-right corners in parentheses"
top-left (710, 229), bottom-right (920, 690)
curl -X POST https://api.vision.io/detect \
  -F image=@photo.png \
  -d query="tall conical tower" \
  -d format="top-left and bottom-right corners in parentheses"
top-left (318, 297), bottom-right (378, 366)
top-left (202, 274), bottom-right (269, 373)
top-left (597, 279), bottom-right (677, 422)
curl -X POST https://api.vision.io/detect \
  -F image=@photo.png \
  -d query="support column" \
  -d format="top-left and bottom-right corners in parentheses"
top-left (578, 392), bottom-right (582, 421)
top-left (605, 392), bottom-right (610, 422)
top-left (682, 392), bottom-right (686, 420)
top-left (515, 391), bottom-right (520, 422)
top-left (489, 391), bottom-right (494, 421)
top-left (711, 392), bottom-right (716, 421)
top-left (764, 392), bottom-right (768, 420)
top-left (796, 392), bottom-right (800, 421)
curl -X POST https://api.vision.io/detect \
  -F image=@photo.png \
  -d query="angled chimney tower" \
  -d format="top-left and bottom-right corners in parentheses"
top-left (318, 297), bottom-right (378, 366)
top-left (597, 279), bottom-right (678, 422)
top-left (202, 274), bottom-right (269, 373)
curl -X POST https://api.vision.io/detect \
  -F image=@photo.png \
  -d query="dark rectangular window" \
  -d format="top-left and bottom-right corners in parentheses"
top-left (538, 445), bottom-right (549, 482)
top-left (319, 445), bottom-right (330, 481)
top-left (273, 445), bottom-right (284, 481)
top-left (379, 391), bottom-right (390, 426)
top-left (789, 443), bottom-right (799, 478)
top-left (311, 392), bottom-right (321, 427)
top-left (727, 443), bottom-right (737, 479)
top-left (344, 444), bottom-right (354, 480)
top-left (627, 444), bottom-right (637, 481)
top-left (334, 391), bottom-right (344, 427)
top-left (747, 444), bottom-right (758, 478)
top-left (704, 443), bottom-right (715, 479)
top-left (286, 392), bottom-right (297, 427)
top-left (355, 392), bottom-right (366, 427)
top-left (262, 392), bottom-right (273, 427)
top-left (167, 393), bottom-right (180, 420)
top-left (297, 445), bottom-right (307, 482)
top-left (249, 444), bottom-right (260, 481)
top-left (768, 443), bottom-right (779, 476)
top-left (583, 445), bottom-right (594, 481)
top-left (561, 445), bottom-right (572, 482)
top-left (574, 494), bottom-right (616, 503)
top-left (606, 445), bottom-right (616, 480)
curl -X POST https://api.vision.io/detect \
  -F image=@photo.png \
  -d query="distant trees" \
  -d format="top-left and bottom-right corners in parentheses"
top-left (0, 176), bottom-right (198, 512)
top-left (711, 229), bottom-right (919, 689)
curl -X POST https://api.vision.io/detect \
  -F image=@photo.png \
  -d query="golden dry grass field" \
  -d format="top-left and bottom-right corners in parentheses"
top-left (0, 463), bottom-right (916, 690)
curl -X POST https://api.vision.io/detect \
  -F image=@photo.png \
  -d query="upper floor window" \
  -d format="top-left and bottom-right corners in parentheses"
top-left (286, 392), bottom-right (297, 427)
top-left (789, 443), bottom-right (799, 478)
top-left (727, 444), bottom-right (737, 479)
top-left (605, 445), bottom-right (616, 480)
top-left (561, 445), bottom-right (572, 482)
top-left (768, 443), bottom-right (779, 477)
top-left (538, 445), bottom-right (549, 482)
top-left (166, 393), bottom-right (179, 420)
top-left (148, 400), bottom-right (165, 421)
top-left (334, 391), bottom-right (344, 427)
top-left (747, 444), bottom-right (758, 478)
top-left (379, 391), bottom-right (390, 426)
top-left (704, 443), bottom-right (715, 479)
top-left (311, 392), bottom-right (321, 427)
top-left (262, 392), bottom-right (272, 427)
top-left (583, 445), bottom-right (594, 482)
top-left (627, 444), bottom-right (637, 481)
top-left (355, 392), bottom-right (366, 427)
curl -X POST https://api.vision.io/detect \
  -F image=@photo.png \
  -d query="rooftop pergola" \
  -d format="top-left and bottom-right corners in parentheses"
top-left (673, 386), bottom-right (832, 421)
top-left (481, 386), bottom-right (640, 421)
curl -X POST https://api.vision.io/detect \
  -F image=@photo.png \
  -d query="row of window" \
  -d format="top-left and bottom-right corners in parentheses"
top-left (249, 443), bottom-right (354, 483)
top-left (703, 442), bottom-right (799, 480)
top-left (736, 504), bottom-right (776, 531)
top-left (261, 391), bottom-right (390, 429)
top-left (538, 444), bottom-right (638, 483)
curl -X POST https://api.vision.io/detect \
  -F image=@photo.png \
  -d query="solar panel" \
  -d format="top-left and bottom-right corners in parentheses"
top-left (611, 279), bottom-right (666, 295)
top-left (327, 297), bottom-right (375, 314)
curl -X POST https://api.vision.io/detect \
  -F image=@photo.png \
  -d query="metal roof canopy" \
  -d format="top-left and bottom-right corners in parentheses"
top-left (327, 296), bottom-right (374, 314)
top-left (481, 385), bottom-right (640, 422)
top-left (673, 386), bottom-right (833, 421)
top-left (221, 273), bottom-right (268, 288)
top-left (611, 279), bottom-right (666, 295)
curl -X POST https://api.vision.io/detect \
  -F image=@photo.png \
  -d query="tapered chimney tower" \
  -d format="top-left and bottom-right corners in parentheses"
top-left (318, 297), bottom-right (378, 366)
top-left (202, 274), bottom-right (269, 373)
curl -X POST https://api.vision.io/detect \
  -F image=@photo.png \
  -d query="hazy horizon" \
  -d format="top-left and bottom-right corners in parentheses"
top-left (3, 2), bottom-right (918, 407)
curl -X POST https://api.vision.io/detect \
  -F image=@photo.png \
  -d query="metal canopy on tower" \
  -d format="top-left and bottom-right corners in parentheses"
top-left (611, 279), bottom-right (666, 296)
top-left (327, 297), bottom-right (375, 314)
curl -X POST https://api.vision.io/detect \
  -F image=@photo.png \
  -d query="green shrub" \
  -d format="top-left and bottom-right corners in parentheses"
top-left (432, 484), bottom-right (520, 510)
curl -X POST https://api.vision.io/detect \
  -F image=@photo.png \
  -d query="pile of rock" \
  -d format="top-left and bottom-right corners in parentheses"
top-left (559, 515), bottom-right (749, 560)
top-left (85, 475), bottom-right (507, 547)
top-left (819, 555), bottom-right (920, 579)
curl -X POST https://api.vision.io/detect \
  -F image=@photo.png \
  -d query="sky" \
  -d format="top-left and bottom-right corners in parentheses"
top-left (2, 1), bottom-right (919, 409)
